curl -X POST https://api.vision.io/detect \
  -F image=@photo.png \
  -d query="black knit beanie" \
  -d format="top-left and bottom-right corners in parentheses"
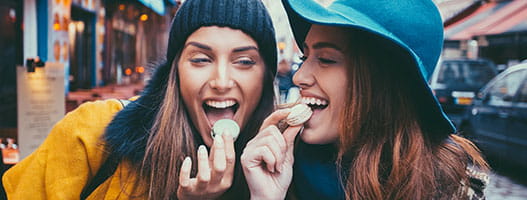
top-left (166, 0), bottom-right (277, 75)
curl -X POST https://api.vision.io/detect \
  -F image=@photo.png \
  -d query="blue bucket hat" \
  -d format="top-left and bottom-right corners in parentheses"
top-left (283, 0), bottom-right (456, 138)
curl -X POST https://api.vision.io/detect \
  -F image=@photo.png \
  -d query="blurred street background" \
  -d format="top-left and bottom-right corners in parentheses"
top-left (0, 0), bottom-right (526, 198)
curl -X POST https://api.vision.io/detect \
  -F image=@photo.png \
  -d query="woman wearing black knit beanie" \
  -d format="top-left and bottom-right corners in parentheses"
top-left (3, 0), bottom-right (277, 199)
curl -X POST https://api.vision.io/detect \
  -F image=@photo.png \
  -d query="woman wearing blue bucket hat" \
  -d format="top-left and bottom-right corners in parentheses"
top-left (241, 0), bottom-right (489, 199)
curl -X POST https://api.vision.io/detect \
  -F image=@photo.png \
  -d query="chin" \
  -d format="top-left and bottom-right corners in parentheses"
top-left (300, 132), bottom-right (328, 144)
top-left (300, 126), bottom-right (339, 144)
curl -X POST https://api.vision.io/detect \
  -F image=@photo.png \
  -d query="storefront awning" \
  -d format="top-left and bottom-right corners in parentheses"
top-left (445, 0), bottom-right (527, 40)
top-left (138, 0), bottom-right (166, 15)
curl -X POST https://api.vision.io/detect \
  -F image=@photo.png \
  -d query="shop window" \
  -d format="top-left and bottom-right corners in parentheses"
top-left (69, 5), bottom-right (96, 90)
top-left (0, 1), bottom-right (22, 129)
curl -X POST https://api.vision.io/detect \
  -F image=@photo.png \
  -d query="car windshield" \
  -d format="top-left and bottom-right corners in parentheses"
top-left (437, 61), bottom-right (496, 89)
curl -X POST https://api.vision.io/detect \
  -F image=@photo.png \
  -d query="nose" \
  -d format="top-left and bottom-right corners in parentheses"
top-left (292, 61), bottom-right (315, 89)
top-left (209, 61), bottom-right (235, 92)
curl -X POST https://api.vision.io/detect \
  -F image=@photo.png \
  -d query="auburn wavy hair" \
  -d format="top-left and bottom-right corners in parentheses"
top-left (138, 51), bottom-right (276, 199)
top-left (335, 30), bottom-right (488, 200)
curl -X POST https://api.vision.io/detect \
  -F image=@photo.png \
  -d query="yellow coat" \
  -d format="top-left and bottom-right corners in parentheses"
top-left (3, 99), bottom-right (146, 199)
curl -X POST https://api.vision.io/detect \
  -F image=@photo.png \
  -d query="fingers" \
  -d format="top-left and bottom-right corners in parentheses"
top-left (244, 125), bottom-right (288, 173)
top-left (180, 135), bottom-right (236, 194)
top-left (258, 126), bottom-right (288, 171)
top-left (196, 145), bottom-right (211, 190)
top-left (251, 126), bottom-right (287, 151)
top-left (209, 136), bottom-right (226, 185)
top-left (209, 129), bottom-right (236, 185)
top-left (179, 157), bottom-right (192, 189)
top-left (222, 132), bottom-right (236, 184)
top-left (256, 146), bottom-right (277, 173)
top-left (250, 125), bottom-right (301, 173)
top-left (283, 126), bottom-right (302, 147)
top-left (283, 126), bottom-right (302, 164)
top-left (252, 108), bottom-right (297, 172)
top-left (260, 108), bottom-right (291, 131)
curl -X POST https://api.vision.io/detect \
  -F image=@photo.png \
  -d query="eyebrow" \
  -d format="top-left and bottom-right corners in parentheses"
top-left (233, 46), bottom-right (259, 53)
top-left (185, 42), bottom-right (212, 50)
top-left (184, 42), bottom-right (258, 53)
top-left (304, 42), bottom-right (343, 51)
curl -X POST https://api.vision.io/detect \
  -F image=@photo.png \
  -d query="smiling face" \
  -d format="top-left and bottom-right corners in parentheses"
top-left (293, 24), bottom-right (351, 144)
top-left (178, 26), bottom-right (265, 147)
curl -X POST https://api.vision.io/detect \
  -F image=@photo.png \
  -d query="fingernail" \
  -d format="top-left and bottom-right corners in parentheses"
top-left (215, 134), bottom-right (224, 145)
top-left (223, 131), bottom-right (233, 140)
top-left (198, 145), bottom-right (206, 154)
top-left (182, 156), bottom-right (191, 168)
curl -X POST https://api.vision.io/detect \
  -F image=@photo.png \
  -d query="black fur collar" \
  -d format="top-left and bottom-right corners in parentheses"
top-left (103, 62), bottom-right (170, 163)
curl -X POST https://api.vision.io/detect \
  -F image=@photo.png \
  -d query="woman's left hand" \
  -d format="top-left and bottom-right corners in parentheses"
top-left (177, 133), bottom-right (236, 200)
top-left (241, 109), bottom-right (302, 200)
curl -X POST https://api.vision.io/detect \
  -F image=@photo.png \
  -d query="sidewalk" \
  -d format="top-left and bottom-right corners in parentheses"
top-left (66, 83), bottom-right (144, 113)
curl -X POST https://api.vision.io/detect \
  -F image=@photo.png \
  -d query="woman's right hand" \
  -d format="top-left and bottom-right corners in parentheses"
top-left (177, 133), bottom-right (236, 200)
top-left (241, 109), bottom-right (302, 200)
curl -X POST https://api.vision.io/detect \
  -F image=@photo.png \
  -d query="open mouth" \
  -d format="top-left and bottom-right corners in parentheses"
top-left (203, 99), bottom-right (239, 126)
top-left (301, 97), bottom-right (329, 111)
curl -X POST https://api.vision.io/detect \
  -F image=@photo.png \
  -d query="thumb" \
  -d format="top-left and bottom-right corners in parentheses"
top-left (283, 126), bottom-right (302, 155)
top-left (283, 126), bottom-right (302, 147)
top-left (282, 126), bottom-right (301, 166)
top-left (259, 108), bottom-right (291, 131)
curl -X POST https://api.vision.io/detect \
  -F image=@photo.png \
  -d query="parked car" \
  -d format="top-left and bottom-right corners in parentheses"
top-left (429, 58), bottom-right (498, 126)
top-left (460, 63), bottom-right (527, 168)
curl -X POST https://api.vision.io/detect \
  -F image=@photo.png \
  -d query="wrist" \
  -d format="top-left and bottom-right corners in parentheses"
top-left (250, 195), bottom-right (283, 200)
top-left (250, 191), bottom-right (286, 200)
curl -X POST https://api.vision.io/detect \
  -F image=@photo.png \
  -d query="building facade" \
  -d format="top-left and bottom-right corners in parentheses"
top-left (0, 0), bottom-right (177, 160)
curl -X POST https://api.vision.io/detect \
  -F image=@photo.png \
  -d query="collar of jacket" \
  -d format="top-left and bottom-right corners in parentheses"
top-left (102, 61), bottom-right (171, 163)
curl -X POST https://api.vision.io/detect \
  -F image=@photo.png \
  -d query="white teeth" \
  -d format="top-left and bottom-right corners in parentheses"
top-left (301, 97), bottom-right (328, 106)
top-left (205, 100), bottom-right (237, 108)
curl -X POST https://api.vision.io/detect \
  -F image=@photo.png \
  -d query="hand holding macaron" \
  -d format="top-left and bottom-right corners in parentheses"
top-left (178, 119), bottom-right (238, 200)
top-left (241, 104), bottom-right (312, 200)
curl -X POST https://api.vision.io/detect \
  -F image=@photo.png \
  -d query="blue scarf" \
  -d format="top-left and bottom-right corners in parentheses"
top-left (293, 141), bottom-right (345, 200)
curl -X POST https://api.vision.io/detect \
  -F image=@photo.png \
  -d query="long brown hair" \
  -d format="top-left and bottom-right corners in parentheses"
top-left (137, 51), bottom-right (276, 199)
top-left (336, 30), bottom-right (488, 200)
